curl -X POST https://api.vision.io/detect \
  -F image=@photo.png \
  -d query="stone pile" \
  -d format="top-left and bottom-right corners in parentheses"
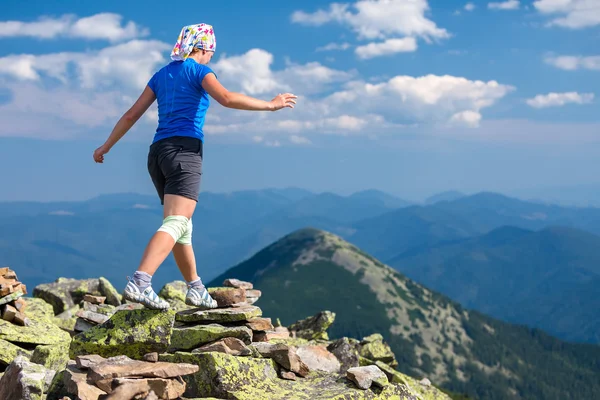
top-left (0, 267), bottom-right (29, 326)
top-left (0, 274), bottom-right (452, 399)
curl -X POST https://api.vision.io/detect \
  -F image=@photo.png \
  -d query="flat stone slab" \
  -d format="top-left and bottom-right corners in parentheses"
top-left (88, 356), bottom-right (199, 383)
top-left (169, 323), bottom-right (252, 352)
top-left (0, 317), bottom-right (71, 346)
top-left (175, 305), bottom-right (261, 323)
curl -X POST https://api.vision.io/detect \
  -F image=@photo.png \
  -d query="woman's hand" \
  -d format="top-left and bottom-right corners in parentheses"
top-left (269, 93), bottom-right (298, 111)
top-left (93, 144), bottom-right (110, 163)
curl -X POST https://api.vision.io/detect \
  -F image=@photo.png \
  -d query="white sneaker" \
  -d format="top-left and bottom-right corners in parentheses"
top-left (123, 277), bottom-right (170, 310)
top-left (185, 286), bottom-right (218, 309)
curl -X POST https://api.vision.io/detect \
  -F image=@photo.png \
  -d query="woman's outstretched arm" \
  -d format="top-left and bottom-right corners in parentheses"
top-left (201, 73), bottom-right (297, 111)
top-left (93, 86), bottom-right (156, 163)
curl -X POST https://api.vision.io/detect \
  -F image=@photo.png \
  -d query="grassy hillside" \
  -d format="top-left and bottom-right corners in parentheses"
top-left (208, 228), bottom-right (600, 400)
top-left (387, 225), bottom-right (600, 343)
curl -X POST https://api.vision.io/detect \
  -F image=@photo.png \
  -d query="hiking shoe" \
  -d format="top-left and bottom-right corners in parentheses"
top-left (185, 286), bottom-right (218, 309)
top-left (123, 277), bottom-right (170, 310)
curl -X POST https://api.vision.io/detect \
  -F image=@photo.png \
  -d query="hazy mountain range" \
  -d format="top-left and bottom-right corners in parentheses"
top-left (1, 187), bottom-right (599, 345)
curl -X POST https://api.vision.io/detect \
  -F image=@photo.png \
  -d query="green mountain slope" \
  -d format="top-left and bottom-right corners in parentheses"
top-left (387, 225), bottom-right (600, 343)
top-left (208, 228), bottom-right (600, 400)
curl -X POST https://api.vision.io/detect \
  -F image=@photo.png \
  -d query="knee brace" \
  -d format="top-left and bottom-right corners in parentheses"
top-left (177, 218), bottom-right (193, 245)
top-left (157, 215), bottom-right (190, 243)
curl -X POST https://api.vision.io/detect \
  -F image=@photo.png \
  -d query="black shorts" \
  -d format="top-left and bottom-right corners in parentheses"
top-left (147, 136), bottom-right (203, 205)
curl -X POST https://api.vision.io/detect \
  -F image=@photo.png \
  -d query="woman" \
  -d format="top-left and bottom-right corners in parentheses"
top-left (93, 23), bottom-right (297, 310)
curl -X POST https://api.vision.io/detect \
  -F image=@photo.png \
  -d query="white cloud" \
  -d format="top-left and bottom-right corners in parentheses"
top-left (290, 135), bottom-right (312, 145)
top-left (450, 110), bottom-right (482, 127)
top-left (534, 0), bottom-right (600, 28)
top-left (0, 40), bottom-right (169, 90)
top-left (291, 0), bottom-right (449, 41)
top-left (266, 140), bottom-right (281, 147)
top-left (465, 3), bottom-right (476, 11)
top-left (212, 49), bottom-right (355, 96)
top-left (526, 92), bottom-right (594, 108)
top-left (355, 37), bottom-right (418, 59)
top-left (488, 1), bottom-right (520, 10)
top-left (316, 42), bottom-right (352, 51)
top-left (323, 75), bottom-right (514, 128)
top-left (252, 136), bottom-right (264, 143)
top-left (0, 13), bottom-right (149, 42)
top-left (544, 55), bottom-right (600, 70)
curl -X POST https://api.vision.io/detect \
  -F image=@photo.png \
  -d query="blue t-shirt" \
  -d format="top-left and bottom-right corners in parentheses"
top-left (147, 58), bottom-right (216, 144)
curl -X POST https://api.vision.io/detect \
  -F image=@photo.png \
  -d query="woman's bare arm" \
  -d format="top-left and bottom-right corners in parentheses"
top-left (201, 73), bottom-right (297, 111)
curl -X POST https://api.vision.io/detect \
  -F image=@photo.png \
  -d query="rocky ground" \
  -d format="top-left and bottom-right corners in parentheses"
top-left (0, 270), bottom-right (451, 399)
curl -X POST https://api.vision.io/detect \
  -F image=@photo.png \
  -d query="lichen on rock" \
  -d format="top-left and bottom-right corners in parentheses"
top-left (169, 323), bottom-right (252, 352)
top-left (288, 310), bottom-right (336, 341)
top-left (69, 309), bottom-right (175, 360)
top-left (159, 351), bottom-right (423, 399)
top-left (30, 342), bottom-right (70, 371)
top-left (0, 317), bottom-right (71, 346)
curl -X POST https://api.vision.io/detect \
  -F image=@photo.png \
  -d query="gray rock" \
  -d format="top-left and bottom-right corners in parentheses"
top-left (346, 365), bottom-right (389, 390)
top-left (288, 310), bottom-right (336, 340)
top-left (169, 323), bottom-right (252, 352)
top-left (296, 345), bottom-right (341, 373)
top-left (0, 355), bottom-right (55, 400)
top-left (327, 337), bottom-right (360, 373)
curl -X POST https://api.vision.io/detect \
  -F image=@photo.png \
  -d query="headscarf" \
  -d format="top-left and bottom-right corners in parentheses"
top-left (170, 23), bottom-right (216, 61)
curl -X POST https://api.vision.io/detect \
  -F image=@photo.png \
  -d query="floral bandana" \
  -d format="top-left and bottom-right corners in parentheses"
top-left (170, 23), bottom-right (216, 61)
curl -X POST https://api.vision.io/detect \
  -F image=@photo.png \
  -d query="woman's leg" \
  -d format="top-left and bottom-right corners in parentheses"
top-left (173, 243), bottom-right (199, 282)
top-left (136, 194), bottom-right (198, 275)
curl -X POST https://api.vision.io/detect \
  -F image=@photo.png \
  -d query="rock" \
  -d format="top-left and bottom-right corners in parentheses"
top-left (169, 323), bottom-right (252, 352)
top-left (288, 311), bottom-right (335, 341)
top-left (245, 290), bottom-right (261, 305)
top-left (176, 304), bottom-right (261, 323)
top-left (359, 333), bottom-right (398, 367)
top-left (347, 365), bottom-right (389, 390)
top-left (76, 309), bottom-right (109, 325)
top-left (0, 355), bottom-right (54, 400)
top-left (420, 377), bottom-right (431, 386)
top-left (253, 328), bottom-right (291, 342)
top-left (98, 277), bottom-right (122, 306)
top-left (87, 356), bottom-right (198, 383)
top-left (1, 338), bottom-right (32, 366)
top-left (0, 317), bottom-right (71, 346)
top-left (249, 342), bottom-right (309, 377)
top-left (192, 337), bottom-right (252, 356)
top-left (157, 281), bottom-right (191, 311)
top-left (54, 304), bottom-right (80, 331)
top-left (83, 294), bottom-right (105, 305)
top-left (69, 309), bottom-right (175, 360)
top-left (75, 354), bottom-right (106, 369)
top-left (223, 278), bottom-right (253, 289)
top-left (2, 304), bottom-right (17, 321)
top-left (112, 377), bottom-right (186, 399)
top-left (105, 379), bottom-right (150, 399)
top-left (22, 298), bottom-right (54, 323)
top-left (160, 351), bottom-right (412, 399)
top-left (327, 337), bottom-right (360, 374)
top-left (245, 317), bottom-right (273, 331)
top-left (375, 361), bottom-right (409, 385)
top-left (296, 345), bottom-right (341, 373)
top-left (30, 342), bottom-right (70, 371)
top-left (74, 318), bottom-right (96, 332)
top-left (0, 291), bottom-right (24, 306)
top-left (208, 287), bottom-right (246, 307)
top-left (33, 278), bottom-right (101, 315)
top-left (279, 370), bottom-right (297, 380)
top-left (63, 361), bottom-right (107, 400)
top-left (144, 352), bottom-right (159, 362)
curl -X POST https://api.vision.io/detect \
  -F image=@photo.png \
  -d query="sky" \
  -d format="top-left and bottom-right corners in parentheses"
top-left (0, 0), bottom-right (599, 204)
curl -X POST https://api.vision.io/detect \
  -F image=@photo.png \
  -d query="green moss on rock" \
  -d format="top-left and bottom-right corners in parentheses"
top-left (360, 335), bottom-right (397, 367)
top-left (159, 351), bottom-right (421, 399)
top-left (69, 309), bottom-right (175, 360)
top-left (33, 278), bottom-right (101, 315)
top-left (22, 298), bottom-right (55, 325)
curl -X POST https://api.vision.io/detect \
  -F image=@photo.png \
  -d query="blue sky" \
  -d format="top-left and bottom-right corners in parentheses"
top-left (1, 0), bottom-right (599, 203)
